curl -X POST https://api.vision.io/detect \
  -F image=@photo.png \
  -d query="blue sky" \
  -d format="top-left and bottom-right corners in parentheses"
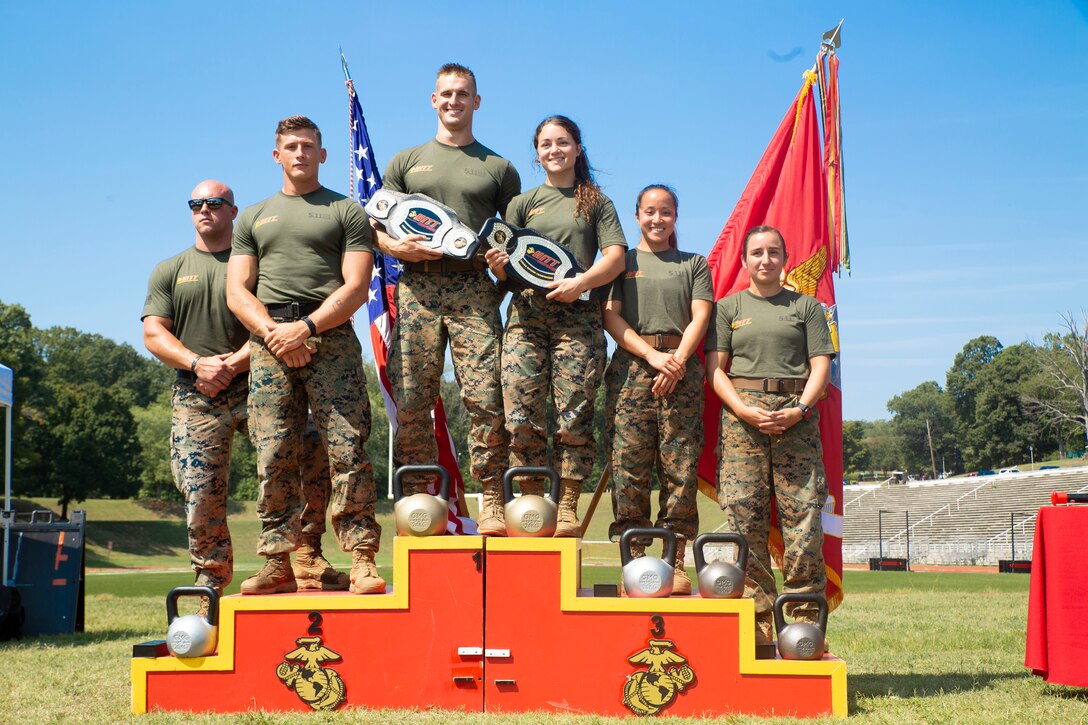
top-left (1, 1), bottom-right (1085, 420)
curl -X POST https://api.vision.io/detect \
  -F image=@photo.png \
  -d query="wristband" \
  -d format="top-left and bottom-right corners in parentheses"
top-left (190, 355), bottom-right (201, 373)
top-left (796, 402), bottom-right (812, 420)
top-left (301, 316), bottom-right (317, 336)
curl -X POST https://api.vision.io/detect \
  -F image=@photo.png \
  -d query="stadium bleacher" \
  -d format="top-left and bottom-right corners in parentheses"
top-left (842, 467), bottom-right (1088, 565)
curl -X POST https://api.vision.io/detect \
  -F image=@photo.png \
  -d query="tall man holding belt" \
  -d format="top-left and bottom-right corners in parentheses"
top-left (227, 116), bottom-right (384, 595)
top-left (373, 63), bottom-right (520, 534)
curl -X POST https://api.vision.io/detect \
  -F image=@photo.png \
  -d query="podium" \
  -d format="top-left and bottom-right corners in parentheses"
top-left (132, 537), bottom-right (846, 717)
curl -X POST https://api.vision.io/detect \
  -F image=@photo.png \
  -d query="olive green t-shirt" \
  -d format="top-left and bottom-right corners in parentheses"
top-left (231, 187), bottom-right (374, 305)
top-left (505, 184), bottom-right (627, 269)
top-left (607, 248), bottom-right (713, 335)
top-left (704, 289), bottom-right (837, 379)
top-left (141, 246), bottom-right (248, 357)
top-left (382, 138), bottom-right (521, 233)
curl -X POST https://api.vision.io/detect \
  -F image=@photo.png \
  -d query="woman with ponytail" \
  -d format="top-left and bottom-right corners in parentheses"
top-left (484, 115), bottom-right (626, 537)
top-left (601, 185), bottom-right (713, 594)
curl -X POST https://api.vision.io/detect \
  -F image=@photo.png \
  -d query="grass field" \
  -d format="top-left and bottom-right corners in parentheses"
top-left (4, 499), bottom-right (1088, 722)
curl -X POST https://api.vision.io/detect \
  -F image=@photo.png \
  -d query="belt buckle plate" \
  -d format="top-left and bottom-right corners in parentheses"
top-left (480, 218), bottom-right (588, 301)
top-left (364, 189), bottom-right (479, 260)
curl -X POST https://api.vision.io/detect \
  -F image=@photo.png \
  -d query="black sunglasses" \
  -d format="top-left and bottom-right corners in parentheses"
top-left (188, 197), bottom-right (232, 211)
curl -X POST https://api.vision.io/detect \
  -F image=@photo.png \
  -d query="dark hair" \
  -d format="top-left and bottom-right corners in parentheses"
top-left (635, 184), bottom-right (679, 248)
top-left (534, 115), bottom-right (601, 222)
top-left (437, 62), bottom-right (477, 92)
top-left (275, 115), bottom-right (322, 146)
top-left (742, 225), bottom-right (787, 256)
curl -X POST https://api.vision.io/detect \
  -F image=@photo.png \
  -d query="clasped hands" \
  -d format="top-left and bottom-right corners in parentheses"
top-left (264, 320), bottom-right (315, 369)
top-left (194, 353), bottom-right (236, 398)
top-left (739, 405), bottom-right (805, 436)
top-left (646, 349), bottom-right (686, 397)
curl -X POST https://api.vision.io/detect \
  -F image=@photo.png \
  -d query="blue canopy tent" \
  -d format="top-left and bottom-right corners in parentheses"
top-left (1, 363), bottom-right (12, 585)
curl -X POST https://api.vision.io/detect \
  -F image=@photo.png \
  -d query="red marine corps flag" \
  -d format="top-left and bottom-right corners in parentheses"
top-left (699, 26), bottom-right (847, 609)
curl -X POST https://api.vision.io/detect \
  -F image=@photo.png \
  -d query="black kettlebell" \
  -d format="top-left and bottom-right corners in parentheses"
top-left (503, 466), bottom-right (561, 537)
top-left (393, 464), bottom-right (451, 536)
top-left (166, 586), bottom-right (219, 658)
top-left (693, 533), bottom-right (749, 598)
top-left (774, 593), bottom-right (828, 660)
top-left (620, 528), bottom-right (677, 598)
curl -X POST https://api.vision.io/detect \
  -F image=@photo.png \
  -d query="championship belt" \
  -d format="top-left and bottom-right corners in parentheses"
top-left (479, 219), bottom-right (589, 302)
top-left (364, 189), bottom-right (480, 260)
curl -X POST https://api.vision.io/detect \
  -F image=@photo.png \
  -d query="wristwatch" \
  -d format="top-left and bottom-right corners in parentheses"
top-left (796, 402), bottom-right (812, 420)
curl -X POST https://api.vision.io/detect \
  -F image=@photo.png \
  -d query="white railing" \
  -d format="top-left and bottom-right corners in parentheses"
top-left (843, 484), bottom-right (885, 512)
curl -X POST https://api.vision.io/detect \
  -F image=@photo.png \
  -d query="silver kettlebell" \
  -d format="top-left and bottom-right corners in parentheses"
top-left (693, 532), bottom-right (749, 599)
top-left (620, 528), bottom-right (677, 598)
top-left (393, 464), bottom-right (451, 536)
top-left (503, 466), bottom-right (561, 537)
top-left (166, 586), bottom-right (219, 658)
top-left (774, 593), bottom-right (828, 660)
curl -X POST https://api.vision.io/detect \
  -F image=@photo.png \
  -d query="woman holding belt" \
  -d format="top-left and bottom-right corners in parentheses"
top-left (484, 115), bottom-right (627, 536)
top-left (704, 225), bottom-right (836, 642)
top-left (602, 184), bottom-right (712, 594)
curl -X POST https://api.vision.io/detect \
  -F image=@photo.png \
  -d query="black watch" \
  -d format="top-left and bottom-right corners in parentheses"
top-left (796, 402), bottom-right (812, 420)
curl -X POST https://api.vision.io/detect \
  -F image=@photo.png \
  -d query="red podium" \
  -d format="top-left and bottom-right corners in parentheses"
top-left (132, 537), bottom-right (846, 717)
top-left (1026, 505), bottom-right (1088, 688)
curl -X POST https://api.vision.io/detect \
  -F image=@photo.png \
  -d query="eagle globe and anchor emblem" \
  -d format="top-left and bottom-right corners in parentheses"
top-left (622, 627), bottom-right (697, 716)
top-left (275, 634), bottom-right (347, 711)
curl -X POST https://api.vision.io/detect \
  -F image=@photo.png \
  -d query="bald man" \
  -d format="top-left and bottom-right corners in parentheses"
top-left (143, 180), bottom-right (251, 607)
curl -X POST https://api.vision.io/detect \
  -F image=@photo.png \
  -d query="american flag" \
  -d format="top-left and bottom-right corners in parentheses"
top-left (344, 62), bottom-right (475, 535)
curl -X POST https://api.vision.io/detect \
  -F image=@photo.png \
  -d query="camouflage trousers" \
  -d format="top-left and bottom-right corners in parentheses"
top-left (249, 323), bottom-right (380, 556)
top-left (388, 269), bottom-right (506, 491)
top-left (605, 349), bottom-right (703, 544)
top-left (170, 375), bottom-right (248, 589)
top-left (172, 377), bottom-right (337, 587)
top-left (502, 289), bottom-right (605, 493)
top-left (716, 390), bottom-right (827, 627)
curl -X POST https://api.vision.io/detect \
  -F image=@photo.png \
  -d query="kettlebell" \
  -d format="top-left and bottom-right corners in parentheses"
top-left (693, 532), bottom-right (749, 599)
top-left (503, 466), bottom-right (561, 537)
top-left (774, 593), bottom-right (828, 660)
top-left (393, 464), bottom-right (451, 536)
top-left (620, 528), bottom-right (677, 598)
top-left (166, 586), bottom-right (219, 658)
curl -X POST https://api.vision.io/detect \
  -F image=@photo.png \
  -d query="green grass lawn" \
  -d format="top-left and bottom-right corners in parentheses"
top-left (7, 568), bottom-right (1088, 723)
top-left (7, 499), bottom-right (1088, 722)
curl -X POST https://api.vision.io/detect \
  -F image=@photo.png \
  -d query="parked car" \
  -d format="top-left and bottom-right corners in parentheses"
top-left (1040, 465), bottom-right (1060, 471)
top-left (997, 468), bottom-right (1021, 475)
top-left (977, 469), bottom-right (997, 476)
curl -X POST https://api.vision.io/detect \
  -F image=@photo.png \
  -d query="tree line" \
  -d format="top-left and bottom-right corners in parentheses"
top-left (5, 298), bottom-right (1084, 508)
top-left (843, 315), bottom-right (1088, 480)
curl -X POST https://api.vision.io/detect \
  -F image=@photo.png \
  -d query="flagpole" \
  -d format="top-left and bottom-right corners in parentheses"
top-left (342, 48), bottom-right (394, 500)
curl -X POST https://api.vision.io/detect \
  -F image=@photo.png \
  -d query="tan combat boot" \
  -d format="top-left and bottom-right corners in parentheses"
top-left (554, 478), bottom-right (582, 538)
top-left (293, 539), bottom-right (350, 591)
top-left (755, 613), bottom-right (777, 659)
top-left (476, 481), bottom-right (506, 536)
top-left (195, 585), bottom-right (223, 619)
top-left (240, 553), bottom-right (297, 595)
top-left (349, 550), bottom-right (387, 594)
top-left (672, 538), bottom-right (692, 596)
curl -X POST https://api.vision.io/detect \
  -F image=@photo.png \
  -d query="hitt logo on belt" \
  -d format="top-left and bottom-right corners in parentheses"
top-left (364, 189), bottom-right (480, 259)
top-left (401, 207), bottom-right (441, 238)
top-left (479, 219), bottom-right (589, 301)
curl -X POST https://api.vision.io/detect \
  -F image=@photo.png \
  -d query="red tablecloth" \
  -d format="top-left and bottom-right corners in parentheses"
top-left (1025, 505), bottom-right (1088, 687)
